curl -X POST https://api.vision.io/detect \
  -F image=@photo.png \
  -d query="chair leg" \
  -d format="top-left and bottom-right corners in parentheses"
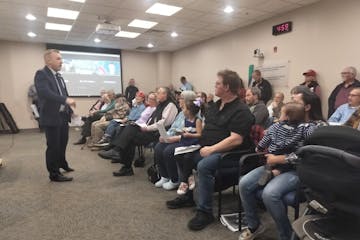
top-left (233, 185), bottom-right (236, 195)
top-left (218, 190), bottom-right (222, 220)
top-left (294, 205), bottom-right (300, 220)
top-left (238, 193), bottom-right (242, 231)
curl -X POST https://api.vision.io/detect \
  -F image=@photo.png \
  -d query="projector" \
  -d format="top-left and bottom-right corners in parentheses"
top-left (95, 23), bottom-right (121, 35)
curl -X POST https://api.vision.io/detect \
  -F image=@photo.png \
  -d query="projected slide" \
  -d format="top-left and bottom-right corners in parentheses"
top-left (60, 51), bottom-right (122, 96)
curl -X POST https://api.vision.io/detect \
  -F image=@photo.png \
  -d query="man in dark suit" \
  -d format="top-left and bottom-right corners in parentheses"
top-left (34, 49), bottom-right (76, 182)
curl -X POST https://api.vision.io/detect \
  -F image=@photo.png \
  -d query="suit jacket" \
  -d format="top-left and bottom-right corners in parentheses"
top-left (34, 66), bottom-right (72, 127)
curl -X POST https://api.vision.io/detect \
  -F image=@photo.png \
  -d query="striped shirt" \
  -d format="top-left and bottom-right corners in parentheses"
top-left (257, 121), bottom-right (316, 155)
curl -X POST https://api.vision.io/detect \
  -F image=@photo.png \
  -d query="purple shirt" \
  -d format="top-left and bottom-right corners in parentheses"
top-left (135, 106), bottom-right (156, 125)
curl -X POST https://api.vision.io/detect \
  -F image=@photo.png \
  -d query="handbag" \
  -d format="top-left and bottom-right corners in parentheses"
top-left (147, 164), bottom-right (160, 184)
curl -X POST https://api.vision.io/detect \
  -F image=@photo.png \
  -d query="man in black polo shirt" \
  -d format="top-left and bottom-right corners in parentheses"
top-left (166, 70), bottom-right (254, 231)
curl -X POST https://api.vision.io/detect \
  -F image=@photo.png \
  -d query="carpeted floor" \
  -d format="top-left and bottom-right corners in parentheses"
top-left (0, 129), bottom-right (283, 240)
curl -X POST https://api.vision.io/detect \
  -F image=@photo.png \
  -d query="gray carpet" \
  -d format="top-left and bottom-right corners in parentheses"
top-left (0, 129), bottom-right (283, 240)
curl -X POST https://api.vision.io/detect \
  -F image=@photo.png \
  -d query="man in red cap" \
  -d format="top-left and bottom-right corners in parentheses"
top-left (300, 69), bottom-right (321, 98)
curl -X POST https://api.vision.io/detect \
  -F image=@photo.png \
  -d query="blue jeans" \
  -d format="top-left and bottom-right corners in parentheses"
top-left (193, 151), bottom-right (222, 214)
top-left (239, 166), bottom-right (299, 240)
top-left (154, 142), bottom-right (183, 182)
top-left (104, 120), bottom-right (120, 138)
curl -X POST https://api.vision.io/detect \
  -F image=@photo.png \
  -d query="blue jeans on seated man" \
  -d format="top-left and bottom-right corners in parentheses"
top-left (239, 166), bottom-right (299, 240)
top-left (192, 151), bottom-right (223, 214)
top-left (104, 120), bottom-right (121, 139)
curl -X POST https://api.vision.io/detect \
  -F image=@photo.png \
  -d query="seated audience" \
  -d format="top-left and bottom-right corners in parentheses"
top-left (245, 87), bottom-right (269, 127)
top-left (89, 95), bottom-right (130, 145)
top-left (251, 70), bottom-right (273, 104)
top-left (166, 69), bottom-right (254, 231)
top-left (88, 89), bottom-right (107, 113)
top-left (239, 88), bottom-right (326, 240)
top-left (154, 91), bottom-right (197, 190)
top-left (206, 93), bottom-right (215, 106)
top-left (94, 91), bottom-right (147, 146)
top-left (300, 69), bottom-right (321, 97)
top-left (267, 92), bottom-right (285, 120)
top-left (173, 99), bottom-right (203, 195)
top-left (74, 90), bottom-right (116, 145)
top-left (344, 108), bottom-right (360, 130)
top-left (328, 66), bottom-right (360, 118)
top-left (98, 87), bottom-right (178, 176)
top-left (196, 92), bottom-right (207, 104)
top-left (328, 87), bottom-right (360, 124)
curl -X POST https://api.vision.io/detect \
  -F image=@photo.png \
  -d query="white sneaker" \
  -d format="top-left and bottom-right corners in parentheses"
top-left (239, 223), bottom-right (265, 240)
top-left (177, 182), bottom-right (189, 195)
top-left (155, 177), bottom-right (169, 188)
top-left (162, 180), bottom-right (179, 190)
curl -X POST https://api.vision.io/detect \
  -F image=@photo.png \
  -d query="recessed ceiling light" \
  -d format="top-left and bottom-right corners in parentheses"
top-left (69, 0), bottom-right (86, 2)
top-left (146, 3), bottom-right (182, 16)
top-left (115, 31), bottom-right (141, 38)
top-left (27, 32), bottom-right (37, 38)
top-left (171, 32), bottom-right (178, 38)
top-left (128, 19), bottom-right (158, 29)
top-left (94, 38), bottom-right (101, 43)
top-left (26, 14), bottom-right (36, 21)
top-left (147, 43), bottom-right (154, 48)
top-left (45, 22), bottom-right (72, 31)
top-left (224, 6), bottom-right (234, 13)
top-left (47, 7), bottom-right (79, 20)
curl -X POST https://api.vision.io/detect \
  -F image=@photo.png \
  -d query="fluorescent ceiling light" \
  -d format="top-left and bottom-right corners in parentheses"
top-left (69, 0), bottom-right (86, 2)
top-left (45, 22), bottom-right (72, 31)
top-left (94, 38), bottom-right (101, 43)
top-left (147, 43), bottom-right (154, 48)
top-left (146, 3), bottom-right (182, 16)
top-left (224, 6), bottom-right (234, 13)
top-left (115, 31), bottom-right (141, 38)
top-left (26, 14), bottom-right (36, 21)
top-left (47, 7), bottom-right (79, 20)
top-left (27, 32), bottom-right (37, 38)
top-left (128, 19), bottom-right (158, 29)
top-left (171, 31), bottom-right (178, 38)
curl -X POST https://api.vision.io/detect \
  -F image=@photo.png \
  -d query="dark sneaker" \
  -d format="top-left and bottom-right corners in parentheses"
top-left (188, 210), bottom-right (215, 231)
top-left (166, 195), bottom-right (195, 209)
top-left (94, 137), bottom-right (110, 147)
top-left (113, 166), bottom-right (134, 177)
top-left (98, 149), bottom-right (121, 160)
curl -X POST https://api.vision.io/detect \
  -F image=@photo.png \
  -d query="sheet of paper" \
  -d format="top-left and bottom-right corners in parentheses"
top-left (156, 122), bottom-right (169, 141)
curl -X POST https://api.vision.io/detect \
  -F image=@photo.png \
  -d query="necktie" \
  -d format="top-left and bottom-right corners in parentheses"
top-left (55, 73), bottom-right (64, 96)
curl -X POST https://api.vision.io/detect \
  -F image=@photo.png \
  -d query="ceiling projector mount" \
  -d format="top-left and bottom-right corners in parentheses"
top-left (95, 16), bottom-right (121, 35)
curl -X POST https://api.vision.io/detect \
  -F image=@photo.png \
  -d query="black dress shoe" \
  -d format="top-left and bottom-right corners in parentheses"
top-left (187, 210), bottom-right (214, 231)
top-left (73, 137), bottom-right (86, 145)
top-left (111, 159), bottom-right (121, 163)
top-left (50, 174), bottom-right (73, 182)
top-left (98, 149), bottom-right (120, 160)
top-left (166, 195), bottom-right (196, 209)
top-left (113, 166), bottom-right (134, 177)
top-left (62, 167), bottom-right (75, 172)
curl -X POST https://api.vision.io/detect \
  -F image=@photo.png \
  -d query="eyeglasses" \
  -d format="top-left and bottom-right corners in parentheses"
top-left (341, 72), bottom-right (351, 75)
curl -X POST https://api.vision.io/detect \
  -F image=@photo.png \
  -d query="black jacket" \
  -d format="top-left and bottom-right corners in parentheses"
top-left (328, 79), bottom-right (360, 118)
top-left (252, 78), bottom-right (273, 104)
top-left (125, 85), bottom-right (138, 103)
top-left (34, 66), bottom-right (72, 126)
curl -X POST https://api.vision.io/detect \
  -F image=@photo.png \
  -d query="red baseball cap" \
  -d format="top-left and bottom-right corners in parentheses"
top-left (136, 91), bottom-right (145, 98)
top-left (302, 69), bottom-right (316, 77)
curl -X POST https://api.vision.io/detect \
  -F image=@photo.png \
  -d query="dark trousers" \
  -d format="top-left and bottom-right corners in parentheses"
top-left (112, 125), bottom-right (158, 168)
top-left (154, 142), bottom-right (183, 182)
top-left (175, 151), bottom-right (197, 183)
top-left (44, 121), bottom-right (69, 177)
top-left (81, 114), bottom-right (102, 137)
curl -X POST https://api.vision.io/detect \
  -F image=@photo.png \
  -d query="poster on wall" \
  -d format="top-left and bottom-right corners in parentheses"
top-left (255, 60), bottom-right (290, 87)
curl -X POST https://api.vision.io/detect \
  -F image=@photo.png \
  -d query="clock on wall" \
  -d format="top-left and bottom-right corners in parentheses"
top-left (272, 21), bottom-right (292, 36)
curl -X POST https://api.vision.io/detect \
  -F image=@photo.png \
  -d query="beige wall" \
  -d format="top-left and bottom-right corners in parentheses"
top-left (171, 0), bottom-right (360, 116)
top-left (0, 41), bottom-right (163, 129)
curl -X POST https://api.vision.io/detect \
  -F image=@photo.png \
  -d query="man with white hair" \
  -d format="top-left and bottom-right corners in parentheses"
top-left (328, 66), bottom-right (360, 117)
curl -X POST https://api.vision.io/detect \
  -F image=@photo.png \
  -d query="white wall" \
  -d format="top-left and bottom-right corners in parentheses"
top-left (171, 0), bottom-right (360, 115)
top-left (0, 41), bottom-right (164, 129)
